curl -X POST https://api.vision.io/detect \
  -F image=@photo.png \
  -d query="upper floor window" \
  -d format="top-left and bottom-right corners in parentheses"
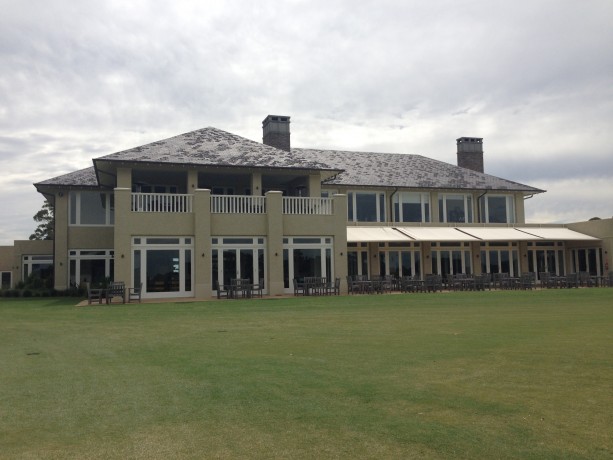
top-left (69, 191), bottom-right (114, 226)
top-left (393, 192), bottom-right (430, 222)
top-left (348, 191), bottom-right (385, 222)
top-left (480, 195), bottom-right (515, 223)
top-left (438, 194), bottom-right (473, 223)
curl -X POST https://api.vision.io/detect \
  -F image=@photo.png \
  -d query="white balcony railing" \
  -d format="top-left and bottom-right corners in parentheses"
top-left (283, 197), bottom-right (333, 215)
top-left (211, 195), bottom-right (267, 214)
top-left (132, 193), bottom-right (193, 213)
top-left (129, 193), bottom-right (334, 215)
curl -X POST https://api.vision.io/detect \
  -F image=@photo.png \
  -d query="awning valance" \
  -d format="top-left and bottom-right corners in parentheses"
top-left (395, 227), bottom-right (479, 242)
top-left (346, 226), bottom-right (600, 243)
top-left (514, 227), bottom-right (600, 241)
top-left (456, 227), bottom-right (536, 241)
top-left (347, 227), bottom-right (412, 242)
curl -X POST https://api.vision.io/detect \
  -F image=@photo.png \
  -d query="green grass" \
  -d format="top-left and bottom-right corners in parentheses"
top-left (1, 290), bottom-right (612, 459)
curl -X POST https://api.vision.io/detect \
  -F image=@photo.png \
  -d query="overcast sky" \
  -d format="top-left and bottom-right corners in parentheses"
top-left (1, 0), bottom-right (612, 245)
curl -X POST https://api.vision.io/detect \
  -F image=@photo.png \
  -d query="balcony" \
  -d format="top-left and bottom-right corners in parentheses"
top-left (282, 197), bottom-right (333, 215)
top-left (211, 195), bottom-right (266, 213)
top-left (130, 193), bottom-right (334, 216)
top-left (131, 193), bottom-right (193, 213)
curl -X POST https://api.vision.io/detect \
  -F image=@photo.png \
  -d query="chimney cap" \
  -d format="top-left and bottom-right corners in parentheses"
top-left (262, 115), bottom-right (290, 124)
top-left (456, 137), bottom-right (483, 144)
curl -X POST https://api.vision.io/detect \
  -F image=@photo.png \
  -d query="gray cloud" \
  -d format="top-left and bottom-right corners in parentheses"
top-left (1, 0), bottom-right (612, 244)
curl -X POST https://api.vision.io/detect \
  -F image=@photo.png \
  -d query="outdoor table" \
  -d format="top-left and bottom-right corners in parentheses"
top-left (230, 279), bottom-right (252, 298)
top-left (355, 280), bottom-right (373, 294)
top-left (461, 278), bottom-right (476, 291)
top-left (402, 279), bottom-right (424, 293)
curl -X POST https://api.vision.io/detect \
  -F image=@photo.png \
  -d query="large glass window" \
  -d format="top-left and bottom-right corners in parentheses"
top-left (283, 237), bottom-right (334, 290)
top-left (69, 250), bottom-right (114, 287)
top-left (438, 194), bottom-right (473, 223)
top-left (211, 237), bottom-right (266, 292)
top-left (22, 255), bottom-right (54, 283)
top-left (133, 237), bottom-right (194, 298)
top-left (431, 243), bottom-right (472, 279)
top-left (570, 247), bottom-right (603, 276)
top-left (480, 195), bottom-right (515, 223)
top-left (1, 272), bottom-right (12, 289)
top-left (393, 192), bottom-right (430, 222)
top-left (348, 192), bottom-right (386, 222)
top-left (479, 243), bottom-right (519, 276)
top-left (347, 243), bottom-right (369, 277)
top-left (527, 242), bottom-right (565, 277)
top-left (377, 242), bottom-right (422, 278)
top-left (69, 191), bottom-right (114, 226)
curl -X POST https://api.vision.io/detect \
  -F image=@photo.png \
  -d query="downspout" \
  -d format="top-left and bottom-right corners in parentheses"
top-left (477, 190), bottom-right (488, 223)
top-left (389, 187), bottom-right (399, 225)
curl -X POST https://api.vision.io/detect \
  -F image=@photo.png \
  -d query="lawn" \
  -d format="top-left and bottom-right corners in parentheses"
top-left (1, 289), bottom-right (612, 459)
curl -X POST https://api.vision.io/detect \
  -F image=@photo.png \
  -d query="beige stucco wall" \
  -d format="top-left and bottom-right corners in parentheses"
top-left (2, 240), bottom-right (53, 287)
top-left (0, 246), bottom-right (14, 272)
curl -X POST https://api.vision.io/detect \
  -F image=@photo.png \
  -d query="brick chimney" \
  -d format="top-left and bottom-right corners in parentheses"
top-left (456, 137), bottom-right (484, 173)
top-left (262, 115), bottom-right (291, 151)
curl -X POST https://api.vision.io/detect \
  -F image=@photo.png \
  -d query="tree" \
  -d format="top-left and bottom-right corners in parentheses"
top-left (29, 199), bottom-right (55, 240)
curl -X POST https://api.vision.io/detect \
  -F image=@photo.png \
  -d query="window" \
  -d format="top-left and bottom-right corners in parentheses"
top-left (348, 191), bottom-right (386, 222)
top-left (438, 194), bottom-right (473, 223)
top-left (430, 246), bottom-right (472, 278)
top-left (22, 255), bottom-right (54, 282)
top-left (211, 237), bottom-right (266, 292)
top-left (69, 191), bottom-right (114, 226)
top-left (132, 237), bottom-right (194, 298)
top-left (283, 237), bottom-right (334, 290)
top-left (480, 195), bottom-right (515, 223)
top-left (393, 192), bottom-right (430, 222)
top-left (377, 243), bottom-right (422, 278)
top-left (69, 250), bottom-right (114, 286)
top-left (479, 243), bottom-right (519, 276)
top-left (527, 242), bottom-right (565, 277)
top-left (570, 247), bottom-right (603, 276)
top-left (1, 272), bottom-right (12, 289)
top-left (347, 243), bottom-right (369, 277)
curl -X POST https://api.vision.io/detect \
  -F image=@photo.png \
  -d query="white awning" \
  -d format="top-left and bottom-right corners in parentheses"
top-left (346, 226), bottom-right (600, 243)
top-left (347, 227), bottom-right (413, 242)
top-left (515, 227), bottom-right (600, 241)
top-left (456, 227), bottom-right (537, 241)
top-left (395, 227), bottom-right (480, 241)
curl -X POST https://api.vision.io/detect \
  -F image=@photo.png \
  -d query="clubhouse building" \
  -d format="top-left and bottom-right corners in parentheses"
top-left (1, 115), bottom-right (611, 297)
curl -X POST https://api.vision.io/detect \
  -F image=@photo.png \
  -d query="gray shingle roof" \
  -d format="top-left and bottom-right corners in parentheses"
top-left (294, 148), bottom-right (543, 193)
top-left (34, 167), bottom-right (99, 188)
top-left (94, 127), bottom-right (335, 171)
top-left (33, 127), bottom-right (544, 194)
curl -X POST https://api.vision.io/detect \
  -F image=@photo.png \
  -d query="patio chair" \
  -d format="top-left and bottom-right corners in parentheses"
top-left (425, 274), bottom-right (442, 292)
top-left (106, 281), bottom-right (126, 304)
top-left (86, 283), bottom-right (104, 305)
top-left (293, 278), bottom-right (306, 296)
top-left (128, 283), bottom-right (142, 303)
top-left (326, 277), bottom-right (341, 295)
top-left (346, 276), bottom-right (361, 294)
top-left (251, 278), bottom-right (264, 298)
top-left (216, 281), bottom-right (231, 299)
top-left (565, 273), bottom-right (579, 289)
top-left (519, 273), bottom-right (535, 290)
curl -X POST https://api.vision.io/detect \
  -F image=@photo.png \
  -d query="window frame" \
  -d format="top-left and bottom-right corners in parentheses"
top-left (393, 192), bottom-right (430, 223)
top-left (438, 193), bottom-right (473, 223)
top-left (480, 195), bottom-right (515, 224)
top-left (347, 191), bottom-right (386, 223)
top-left (69, 190), bottom-right (115, 226)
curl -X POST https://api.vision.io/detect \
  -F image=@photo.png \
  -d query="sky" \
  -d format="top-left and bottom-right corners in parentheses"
top-left (1, 0), bottom-right (612, 245)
